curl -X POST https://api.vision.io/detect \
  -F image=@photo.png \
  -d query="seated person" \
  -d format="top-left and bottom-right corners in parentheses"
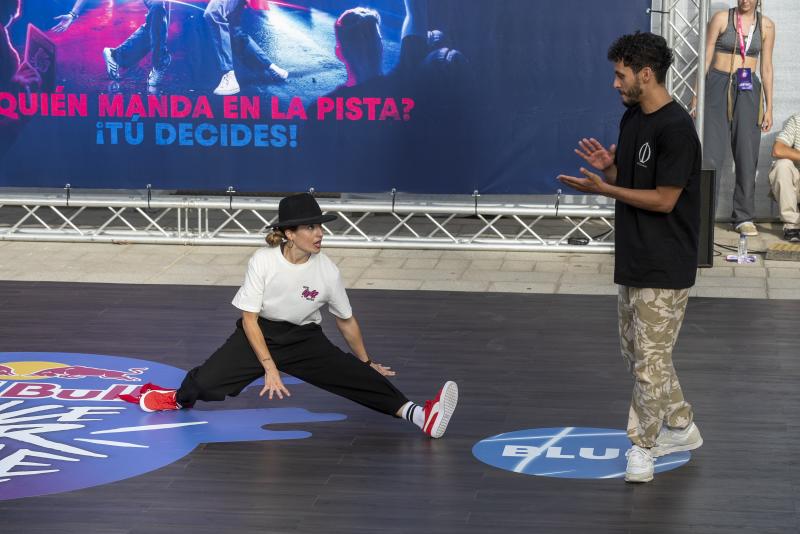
top-left (769, 113), bottom-right (800, 242)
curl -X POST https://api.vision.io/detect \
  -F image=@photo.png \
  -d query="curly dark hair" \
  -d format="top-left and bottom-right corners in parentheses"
top-left (607, 32), bottom-right (673, 84)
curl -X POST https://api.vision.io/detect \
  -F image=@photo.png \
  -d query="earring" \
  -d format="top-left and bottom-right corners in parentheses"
top-left (288, 240), bottom-right (294, 248)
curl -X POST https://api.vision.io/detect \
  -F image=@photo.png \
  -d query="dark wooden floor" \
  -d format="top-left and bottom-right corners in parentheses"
top-left (0, 280), bottom-right (798, 534)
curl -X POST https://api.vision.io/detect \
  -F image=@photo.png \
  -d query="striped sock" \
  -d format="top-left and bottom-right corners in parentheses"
top-left (400, 401), bottom-right (424, 429)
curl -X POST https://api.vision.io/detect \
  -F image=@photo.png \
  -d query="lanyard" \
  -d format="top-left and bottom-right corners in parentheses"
top-left (735, 11), bottom-right (755, 62)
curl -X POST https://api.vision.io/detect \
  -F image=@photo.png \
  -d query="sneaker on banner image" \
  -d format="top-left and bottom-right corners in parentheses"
top-left (268, 63), bottom-right (289, 82)
top-left (147, 55), bottom-right (170, 87)
top-left (214, 70), bottom-right (240, 95)
top-left (102, 47), bottom-right (119, 80)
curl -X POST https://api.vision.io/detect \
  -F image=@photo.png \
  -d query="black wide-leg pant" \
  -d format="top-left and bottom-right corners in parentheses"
top-left (177, 318), bottom-right (409, 416)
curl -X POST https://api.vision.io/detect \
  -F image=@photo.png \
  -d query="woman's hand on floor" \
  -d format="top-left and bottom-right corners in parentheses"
top-left (260, 372), bottom-right (291, 400)
top-left (370, 362), bottom-right (396, 377)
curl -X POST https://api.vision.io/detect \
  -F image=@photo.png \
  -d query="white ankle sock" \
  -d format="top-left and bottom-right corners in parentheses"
top-left (400, 401), bottom-right (424, 429)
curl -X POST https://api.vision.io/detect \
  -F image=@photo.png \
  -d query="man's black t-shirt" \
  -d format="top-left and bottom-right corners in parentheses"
top-left (613, 100), bottom-right (701, 289)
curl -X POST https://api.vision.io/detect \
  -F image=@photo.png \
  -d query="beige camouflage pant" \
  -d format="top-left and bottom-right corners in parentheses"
top-left (618, 286), bottom-right (694, 448)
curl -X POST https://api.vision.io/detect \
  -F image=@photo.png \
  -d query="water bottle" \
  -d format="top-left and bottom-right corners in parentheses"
top-left (737, 234), bottom-right (748, 264)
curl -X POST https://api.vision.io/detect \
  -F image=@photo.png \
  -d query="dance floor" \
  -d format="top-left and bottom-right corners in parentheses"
top-left (0, 281), bottom-right (797, 533)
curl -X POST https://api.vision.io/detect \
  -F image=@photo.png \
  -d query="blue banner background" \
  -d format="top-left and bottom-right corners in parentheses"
top-left (0, 0), bottom-right (650, 193)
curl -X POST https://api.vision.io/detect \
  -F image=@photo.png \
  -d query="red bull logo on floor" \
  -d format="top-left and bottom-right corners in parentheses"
top-left (0, 352), bottom-right (345, 501)
top-left (0, 361), bottom-right (146, 381)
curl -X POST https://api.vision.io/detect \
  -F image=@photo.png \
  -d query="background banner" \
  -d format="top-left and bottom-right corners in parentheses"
top-left (0, 0), bottom-right (650, 193)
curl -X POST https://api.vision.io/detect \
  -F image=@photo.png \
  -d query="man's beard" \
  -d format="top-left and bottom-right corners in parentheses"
top-left (621, 82), bottom-right (643, 108)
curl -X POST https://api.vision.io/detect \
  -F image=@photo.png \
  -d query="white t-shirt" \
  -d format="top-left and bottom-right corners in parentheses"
top-left (231, 246), bottom-right (352, 325)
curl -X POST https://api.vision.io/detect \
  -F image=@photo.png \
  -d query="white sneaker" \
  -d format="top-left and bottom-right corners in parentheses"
top-left (213, 70), bottom-right (240, 95)
top-left (148, 54), bottom-right (171, 87)
top-left (269, 63), bottom-right (289, 81)
top-left (651, 422), bottom-right (703, 458)
top-left (103, 47), bottom-right (120, 81)
top-left (735, 221), bottom-right (758, 236)
top-left (148, 67), bottom-right (166, 87)
top-left (625, 445), bottom-right (654, 483)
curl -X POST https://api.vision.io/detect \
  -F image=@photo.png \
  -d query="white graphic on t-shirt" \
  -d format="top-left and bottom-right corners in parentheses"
top-left (637, 143), bottom-right (652, 168)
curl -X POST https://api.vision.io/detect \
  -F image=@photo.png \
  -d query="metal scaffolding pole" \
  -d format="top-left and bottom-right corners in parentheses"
top-left (651, 0), bottom-right (710, 132)
top-left (696, 0), bottom-right (709, 144)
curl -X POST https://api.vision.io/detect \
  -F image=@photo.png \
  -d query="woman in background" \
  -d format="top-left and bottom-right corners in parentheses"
top-left (696, 0), bottom-right (775, 236)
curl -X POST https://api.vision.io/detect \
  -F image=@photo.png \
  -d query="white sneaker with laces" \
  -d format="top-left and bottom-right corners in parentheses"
top-left (214, 70), bottom-right (240, 95)
top-left (269, 63), bottom-right (289, 81)
top-left (651, 422), bottom-right (703, 458)
top-left (148, 67), bottom-right (166, 87)
top-left (625, 445), bottom-right (654, 483)
top-left (148, 55), bottom-right (171, 87)
top-left (103, 47), bottom-right (120, 81)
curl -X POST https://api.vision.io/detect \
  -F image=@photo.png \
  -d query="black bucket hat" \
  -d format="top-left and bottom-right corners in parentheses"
top-left (273, 193), bottom-right (337, 229)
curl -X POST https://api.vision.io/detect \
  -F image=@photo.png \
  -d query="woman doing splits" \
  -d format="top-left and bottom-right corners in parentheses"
top-left (122, 193), bottom-right (459, 439)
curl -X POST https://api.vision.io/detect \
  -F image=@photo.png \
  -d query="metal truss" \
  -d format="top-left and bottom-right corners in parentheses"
top-left (1, 6), bottom-right (716, 254)
top-left (657, 0), bottom-right (704, 107)
top-left (652, 0), bottom-right (709, 137)
top-left (0, 193), bottom-right (615, 252)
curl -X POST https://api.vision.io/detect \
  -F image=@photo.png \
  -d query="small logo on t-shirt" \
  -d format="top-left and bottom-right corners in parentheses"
top-left (301, 286), bottom-right (319, 301)
top-left (637, 142), bottom-right (652, 168)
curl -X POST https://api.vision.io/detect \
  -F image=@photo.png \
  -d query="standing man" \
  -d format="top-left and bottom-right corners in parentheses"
top-left (768, 113), bottom-right (800, 242)
top-left (558, 32), bottom-right (703, 483)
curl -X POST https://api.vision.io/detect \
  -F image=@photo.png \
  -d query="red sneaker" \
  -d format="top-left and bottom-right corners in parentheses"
top-left (140, 389), bottom-right (181, 412)
top-left (118, 382), bottom-right (171, 405)
top-left (422, 381), bottom-right (458, 439)
top-left (139, 382), bottom-right (169, 394)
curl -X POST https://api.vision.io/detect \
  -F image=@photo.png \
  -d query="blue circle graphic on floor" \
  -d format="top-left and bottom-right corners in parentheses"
top-left (472, 427), bottom-right (691, 479)
top-left (0, 352), bottom-right (346, 500)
